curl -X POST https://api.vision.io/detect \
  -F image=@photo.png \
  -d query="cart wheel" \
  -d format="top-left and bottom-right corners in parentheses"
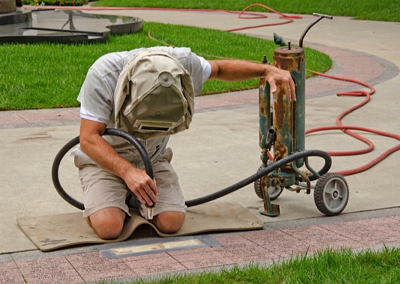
top-left (314, 173), bottom-right (349, 216)
top-left (254, 164), bottom-right (283, 201)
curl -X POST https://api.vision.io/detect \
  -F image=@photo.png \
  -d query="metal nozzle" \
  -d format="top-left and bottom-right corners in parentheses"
top-left (266, 128), bottom-right (276, 150)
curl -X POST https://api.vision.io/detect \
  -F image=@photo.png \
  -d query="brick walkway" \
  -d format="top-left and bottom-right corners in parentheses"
top-left (1, 208), bottom-right (400, 283)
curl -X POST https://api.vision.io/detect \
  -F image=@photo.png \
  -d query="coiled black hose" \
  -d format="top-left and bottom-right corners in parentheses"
top-left (51, 128), bottom-right (153, 210)
top-left (52, 129), bottom-right (331, 210)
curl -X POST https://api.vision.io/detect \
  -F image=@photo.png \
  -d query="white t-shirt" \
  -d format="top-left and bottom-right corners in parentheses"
top-left (79, 49), bottom-right (211, 123)
top-left (76, 47), bottom-right (211, 162)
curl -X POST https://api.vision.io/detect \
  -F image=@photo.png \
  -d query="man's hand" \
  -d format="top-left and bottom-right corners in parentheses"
top-left (122, 167), bottom-right (157, 206)
top-left (265, 66), bottom-right (296, 101)
top-left (208, 60), bottom-right (296, 101)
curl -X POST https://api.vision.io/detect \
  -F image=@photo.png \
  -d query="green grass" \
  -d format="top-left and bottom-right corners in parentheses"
top-left (97, 247), bottom-right (400, 284)
top-left (92, 0), bottom-right (400, 22)
top-left (91, 0), bottom-right (400, 22)
top-left (7, 0), bottom-right (396, 110)
top-left (0, 22), bottom-right (331, 110)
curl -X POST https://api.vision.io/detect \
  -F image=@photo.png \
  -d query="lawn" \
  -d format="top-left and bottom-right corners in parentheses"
top-left (91, 0), bottom-right (400, 22)
top-left (0, 22), bottom-right (331, 110)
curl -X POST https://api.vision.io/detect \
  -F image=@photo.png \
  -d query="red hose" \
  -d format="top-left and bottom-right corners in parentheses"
top-left (306, 71), bottom-right (400, 176)
top-left (23, 4), bottom-right (301, 32)
top-left (227, 3), bottom-right (302, 32)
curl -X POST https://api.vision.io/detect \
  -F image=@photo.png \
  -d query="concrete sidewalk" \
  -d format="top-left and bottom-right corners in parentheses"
top-left (0, 8), bottom-right (399, 283)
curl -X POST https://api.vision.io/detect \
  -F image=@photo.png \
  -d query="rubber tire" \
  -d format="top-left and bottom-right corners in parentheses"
top-left (314, 173), bottom-right (349, 216)
top-left (254, 164), bottom-right (283, 201)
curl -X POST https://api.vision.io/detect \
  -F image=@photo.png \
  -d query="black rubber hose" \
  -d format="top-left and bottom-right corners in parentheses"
top-left (51, 128), bottom-right (153, 210)
top-left (52, 129), bottom-right (331, 210)
top-left (185, 149), bottom-right (331, 207)
top-left (52, 135), bottom-right (82, 209)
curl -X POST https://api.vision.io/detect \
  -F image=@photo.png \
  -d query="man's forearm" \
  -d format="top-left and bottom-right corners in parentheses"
top-left (208, 60), bottom-right (272, 81)
top-left (208, 59), bottom-right (296, 101)
top-left (79, 118), bottom-right (136, 181)
top-left (80, 130), bottom-right (133, 181)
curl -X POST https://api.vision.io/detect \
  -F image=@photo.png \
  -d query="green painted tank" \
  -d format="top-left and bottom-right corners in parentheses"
top-left (259, 44), bottom-right (305, 180)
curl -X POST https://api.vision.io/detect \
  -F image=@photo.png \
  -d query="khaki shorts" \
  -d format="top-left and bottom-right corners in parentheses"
top-left (75, 147), bottom-right (187, 219)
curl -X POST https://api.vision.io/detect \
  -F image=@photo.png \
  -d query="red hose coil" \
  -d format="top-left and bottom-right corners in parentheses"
top-left (306, 71), bottom-right (400, 176)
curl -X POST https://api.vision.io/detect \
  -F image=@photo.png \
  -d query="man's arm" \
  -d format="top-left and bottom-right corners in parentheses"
top-left (208, 60), bottom-right (296, 101)
top-left (79, 118), bottom-right (157, 205)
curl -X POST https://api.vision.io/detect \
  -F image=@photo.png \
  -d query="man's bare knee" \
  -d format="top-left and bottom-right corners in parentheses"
top-left (87, 208), bottom-right (125, 240)
top-left (154, 211), bottom-right (185, 234)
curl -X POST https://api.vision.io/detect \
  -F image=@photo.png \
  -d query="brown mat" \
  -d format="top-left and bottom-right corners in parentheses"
top-left (17, 201), bottom-right (264, 252)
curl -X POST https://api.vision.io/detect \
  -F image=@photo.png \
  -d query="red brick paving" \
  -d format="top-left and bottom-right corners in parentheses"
top-left (1, 215), bottom-right (399, 283)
